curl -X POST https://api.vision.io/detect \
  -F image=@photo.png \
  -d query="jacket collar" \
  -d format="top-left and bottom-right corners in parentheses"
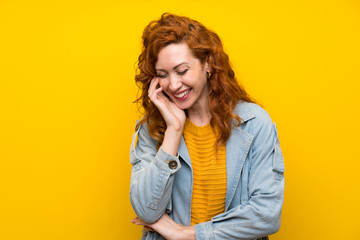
top-left (234, 101), bottom-right (256, 124)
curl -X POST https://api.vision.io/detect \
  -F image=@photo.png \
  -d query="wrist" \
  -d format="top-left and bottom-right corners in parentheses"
top-left (161, 128), bottom-right (183, 156)
top-left (166, 123), bottom-right (184, 133)
top-left (180, 225), bottom-right (196, 240)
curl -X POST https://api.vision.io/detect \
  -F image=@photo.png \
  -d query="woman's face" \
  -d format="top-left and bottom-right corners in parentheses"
top-left (155, 42), bottom-right (209, 112)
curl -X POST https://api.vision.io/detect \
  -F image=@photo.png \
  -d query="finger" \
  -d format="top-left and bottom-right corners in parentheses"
top-left (143, 226), bottom-right (154, 232)
top-left (133, 221), bottom-right (146, 226)
top-left (156, 90), bottom-right (170, 103)
top-left (149, 82), bottom-right (165, 104)
top-left (131, 218), bottom-right (146, 226)
top-left (148, 83), bottom-right (160, 102)
top-left (153, 86), bottom-right (163, 96)
top-left (148, 77), bottom-right (159, 96)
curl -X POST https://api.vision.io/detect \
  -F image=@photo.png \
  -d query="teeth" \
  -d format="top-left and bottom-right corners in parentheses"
top-left (175, 89), bottom-right (190, 98)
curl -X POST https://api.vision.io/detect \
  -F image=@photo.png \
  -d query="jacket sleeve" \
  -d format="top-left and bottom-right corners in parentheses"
top-left (129, 121), bottom-right (181, 224)
top-left (194, 107), bottom-right (285, 240)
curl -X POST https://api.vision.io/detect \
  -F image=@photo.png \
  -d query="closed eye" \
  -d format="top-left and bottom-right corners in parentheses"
top-left (157, 74), bottom-right (167, 78)
top-left (178, 69), bottom-right (188, 75)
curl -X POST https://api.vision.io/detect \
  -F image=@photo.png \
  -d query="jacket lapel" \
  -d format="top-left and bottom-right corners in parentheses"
top-left (225, 127), bottom-right (254, 210)
top-left (225, 102), bottom-right (256, 210)
top-left (178, 136), bottom-right (192, 168)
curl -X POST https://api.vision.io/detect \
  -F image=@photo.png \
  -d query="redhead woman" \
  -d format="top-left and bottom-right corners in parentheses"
top-left (130, 13), bottom-right (285, 240)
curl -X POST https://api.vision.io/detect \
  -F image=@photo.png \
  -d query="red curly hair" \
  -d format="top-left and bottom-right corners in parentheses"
top-left (135, 13), bottom-right (256, 149)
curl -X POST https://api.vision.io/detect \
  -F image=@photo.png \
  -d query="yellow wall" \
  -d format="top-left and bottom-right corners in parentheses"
top-left (1, 0), bottom-right (359, 239)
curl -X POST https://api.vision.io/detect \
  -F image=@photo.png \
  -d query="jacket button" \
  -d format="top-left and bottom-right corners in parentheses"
top-left (168, 160), bottom-right (178, 169)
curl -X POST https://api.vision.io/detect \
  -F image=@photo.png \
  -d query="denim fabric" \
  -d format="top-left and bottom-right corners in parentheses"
top-left (129, 102), bottom-right (285, 240)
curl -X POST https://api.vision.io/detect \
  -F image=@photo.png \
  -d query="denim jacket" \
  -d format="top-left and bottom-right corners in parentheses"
top-left (129, 102), bottom-right (285, 240)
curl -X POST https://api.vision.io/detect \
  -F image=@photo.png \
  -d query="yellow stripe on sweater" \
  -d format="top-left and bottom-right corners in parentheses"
top-left (183, 118), bottom-right (227, 225)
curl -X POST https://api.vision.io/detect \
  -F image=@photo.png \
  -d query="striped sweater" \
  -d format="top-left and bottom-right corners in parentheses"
top-left (183, 118), bottom-right (227, 225)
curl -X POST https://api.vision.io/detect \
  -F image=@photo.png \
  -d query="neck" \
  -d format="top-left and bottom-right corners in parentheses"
top-left (186, 102), bottom-right (211, 126)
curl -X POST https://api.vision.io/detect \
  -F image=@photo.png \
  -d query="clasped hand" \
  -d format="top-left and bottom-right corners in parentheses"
top-left (131, 213), bottom-right (195, 240)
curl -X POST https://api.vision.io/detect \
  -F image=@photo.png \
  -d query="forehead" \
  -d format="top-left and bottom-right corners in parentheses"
top-left (155, 42), bottom-right (196, 69)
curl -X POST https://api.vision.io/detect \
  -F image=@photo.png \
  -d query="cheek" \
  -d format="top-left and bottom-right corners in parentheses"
top-left (158, 78), bottom-right (168, 90)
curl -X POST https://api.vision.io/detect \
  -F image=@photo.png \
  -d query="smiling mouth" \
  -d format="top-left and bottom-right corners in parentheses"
top-left (173, 89), bottom-right (191, 99)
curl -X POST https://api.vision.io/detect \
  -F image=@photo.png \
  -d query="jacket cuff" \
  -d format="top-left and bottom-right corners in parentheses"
top-left (153, 146), bottom-right (181, 173)
top-left (195, 221), bottom-right (215, 240)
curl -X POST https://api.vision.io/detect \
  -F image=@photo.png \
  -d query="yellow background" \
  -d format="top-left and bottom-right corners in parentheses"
top-left (1, 0), bottom-right (359, 239)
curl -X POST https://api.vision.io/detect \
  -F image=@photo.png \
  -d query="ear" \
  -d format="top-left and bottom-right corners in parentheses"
top-left (205, 55), bottom-right (211, 72)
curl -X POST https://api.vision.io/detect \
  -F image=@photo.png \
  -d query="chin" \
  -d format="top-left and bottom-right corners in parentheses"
top-left (175, 101), bottom-right (191, 110)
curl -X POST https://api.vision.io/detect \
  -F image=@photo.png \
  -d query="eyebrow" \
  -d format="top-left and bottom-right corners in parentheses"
top-left (156, 62), bottom-right (188, 72)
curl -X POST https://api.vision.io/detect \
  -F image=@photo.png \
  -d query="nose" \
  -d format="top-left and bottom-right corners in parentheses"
top-left (168, 74), bottom-right (182, 92)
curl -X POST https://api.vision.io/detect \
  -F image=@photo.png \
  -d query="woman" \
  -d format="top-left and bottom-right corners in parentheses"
top-left (130, 13), bottom-right (284, 240)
